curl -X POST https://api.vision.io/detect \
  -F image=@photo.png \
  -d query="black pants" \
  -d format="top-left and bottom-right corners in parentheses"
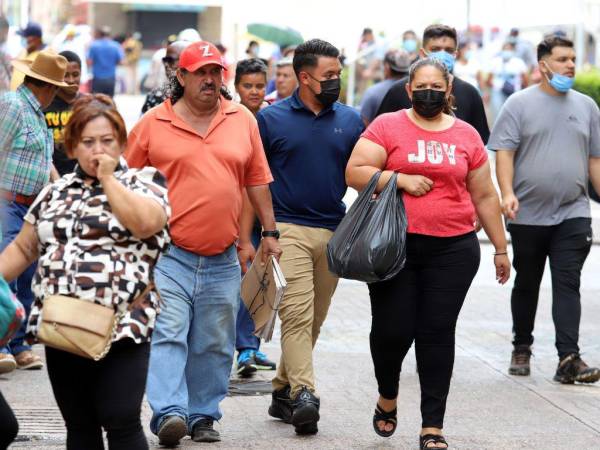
top-left (509, 218), bottom-right (592, 358)
top-left (0, 389), bottom-right (18, 449)
top-left (45, 339), bottom-right (150, 450)
top-left (91, 77), bottom-right (116, 97)
top-left (368, 232), bottom-right (480, 429)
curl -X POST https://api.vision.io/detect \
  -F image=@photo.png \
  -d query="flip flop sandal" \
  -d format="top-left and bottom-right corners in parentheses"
top-left (372, 403), bottom-right (397, 438)
top-left (420, 433), bottom-right (448, 449)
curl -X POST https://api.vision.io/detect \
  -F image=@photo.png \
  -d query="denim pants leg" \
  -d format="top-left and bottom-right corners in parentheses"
top-left (187, 245), bottom-right (240, 429)
top-left (0, 200), bottom-right (36, 355)
top-left (235, 228), bottom-right (262, 352)
top-left (147, 244), bottom-right (240, 434)
top-left (147, 245), bottom-right (195, 434)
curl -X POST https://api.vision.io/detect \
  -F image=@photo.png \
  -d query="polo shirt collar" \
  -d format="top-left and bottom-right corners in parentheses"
top-left (157, 97), bottom-right (239, 136)
top-left (290, 89), bottom-right (339, 115)
top-left (17, 85), bottom-right (43, 115)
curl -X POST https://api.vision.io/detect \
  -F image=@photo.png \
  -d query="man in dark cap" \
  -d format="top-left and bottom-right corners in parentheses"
top-left (10, 22), bottom-right (44, 90)
top-left (359, 49), bottom-right (410, 125)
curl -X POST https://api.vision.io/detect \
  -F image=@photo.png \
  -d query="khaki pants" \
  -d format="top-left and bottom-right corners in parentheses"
top-left (272, 222), bottom-right (339, 398)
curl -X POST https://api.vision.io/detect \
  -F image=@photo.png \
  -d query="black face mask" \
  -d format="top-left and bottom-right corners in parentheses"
top-left (307, 73), bottom-right (341, 107)
top-left (411, 89), bottom-right (447, 118)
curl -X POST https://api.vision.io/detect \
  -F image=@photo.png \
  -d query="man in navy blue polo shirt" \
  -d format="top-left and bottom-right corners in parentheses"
top-left (253, 38), bottom-right (363, 435)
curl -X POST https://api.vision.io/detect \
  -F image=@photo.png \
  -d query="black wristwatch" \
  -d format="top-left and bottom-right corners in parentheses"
top-left (261, 229), bottom-right (280, 239)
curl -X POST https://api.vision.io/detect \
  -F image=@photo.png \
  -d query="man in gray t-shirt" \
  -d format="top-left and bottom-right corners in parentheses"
top-left (489, 35), bottom-right (600, 385)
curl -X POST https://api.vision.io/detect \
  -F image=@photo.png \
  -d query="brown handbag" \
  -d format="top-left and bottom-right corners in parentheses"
top-left (37, 284), bottom-right (154, 361)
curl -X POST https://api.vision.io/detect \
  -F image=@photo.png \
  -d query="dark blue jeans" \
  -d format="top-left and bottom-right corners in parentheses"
top-left (91, 77), bottom-right (116, 97)
top-left (235, 227), bottom-right (262, 352)
top-left (0, 200), bottom-right (37, 355)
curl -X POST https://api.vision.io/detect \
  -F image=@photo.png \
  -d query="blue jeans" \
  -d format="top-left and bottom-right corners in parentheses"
top-left (147, 244), bottom-right (240, 434)
top-left (0, 200), bottom-right (36, 355)
top-left (235, 227), bottom-right (262, 352)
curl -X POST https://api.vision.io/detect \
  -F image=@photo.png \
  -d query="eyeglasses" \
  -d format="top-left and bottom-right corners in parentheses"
top-left (162, 56), bottom-right (178, 66)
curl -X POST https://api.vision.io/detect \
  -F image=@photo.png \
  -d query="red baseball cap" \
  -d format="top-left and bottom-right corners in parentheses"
top-left (179, 41), bottom-right (227, 72)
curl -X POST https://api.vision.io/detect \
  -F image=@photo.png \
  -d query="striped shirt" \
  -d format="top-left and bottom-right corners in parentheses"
top-left (0, 85), bottom-right (53, 196)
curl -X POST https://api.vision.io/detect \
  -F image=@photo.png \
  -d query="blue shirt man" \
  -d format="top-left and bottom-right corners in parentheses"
top-left (254, 39), bottom-right (363, 436)
top-left (87, 27), bottom-right (123, 97)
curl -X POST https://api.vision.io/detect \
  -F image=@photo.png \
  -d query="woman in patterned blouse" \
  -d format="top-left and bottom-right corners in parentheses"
top-left (0, 94), bottom-right (170, 450)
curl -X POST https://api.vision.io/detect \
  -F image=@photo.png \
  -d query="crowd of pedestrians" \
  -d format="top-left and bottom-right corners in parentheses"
top-left (1, 17), bottom-right (600, 450)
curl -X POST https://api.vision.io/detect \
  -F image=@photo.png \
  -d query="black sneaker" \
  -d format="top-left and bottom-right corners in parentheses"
top-left (254, 351), bottom-right (276, 370)
top-left (237, 349), bottom-right (257, 378)
top-left (157, 415), bottom-right (187, 447)
top-left (268, 385), bottom-right (293, 423)
top-left (291, 386), bottom-right (320, 435)
top-left (509, 345), bottom-right (532, 376)
top-left (553, 353), bottom-right (600, 384)
top-left (191, 417), bottom-right (220, 443)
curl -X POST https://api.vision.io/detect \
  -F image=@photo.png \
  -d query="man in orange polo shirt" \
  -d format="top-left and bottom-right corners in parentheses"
top-left (126, 41), bottom-right (281, 446)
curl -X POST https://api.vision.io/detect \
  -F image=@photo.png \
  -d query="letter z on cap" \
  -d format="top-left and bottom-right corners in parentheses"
top-left (179, 41), bottom-right (227, 72)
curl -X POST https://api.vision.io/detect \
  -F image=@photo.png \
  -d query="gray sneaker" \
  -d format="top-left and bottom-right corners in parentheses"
top-left (157, 415), bottom-right (187, 447)
top-left (509, 345), bottom-right (532, 376)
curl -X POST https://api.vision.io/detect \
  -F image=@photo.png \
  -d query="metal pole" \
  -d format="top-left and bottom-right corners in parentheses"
top-left (346, 61), bottom-right (356, 107)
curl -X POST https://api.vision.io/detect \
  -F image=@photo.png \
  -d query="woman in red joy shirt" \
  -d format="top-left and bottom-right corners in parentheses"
top-left (346, 58), bottom-right (510, 449)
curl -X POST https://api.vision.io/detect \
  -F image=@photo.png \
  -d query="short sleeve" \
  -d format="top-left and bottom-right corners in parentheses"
top-left (24, 183), bottom-right (54, 226)
top-left (244, 120), bottom-right (273, 186)
top-left (469, 137), bottom-right (489, 171)
top-left (588, 99), bottom-right (600, 158)
top-left (487, 100), bottom-right (521, 151)
top-left (127, 167), bottom-right (171, 221)
top-left (361, 114), bottom-right (389, 150)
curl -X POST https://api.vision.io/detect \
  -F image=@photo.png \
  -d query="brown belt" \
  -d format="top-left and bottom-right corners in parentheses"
top-left (0, 191), bottom-right (37, 206)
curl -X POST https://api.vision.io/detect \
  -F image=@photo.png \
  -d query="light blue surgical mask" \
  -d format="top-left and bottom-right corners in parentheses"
top-left (543, 62), bottom-right (574, 93)
top-left (427, 50), bottom-right (455, 73)
top-left (403, 39), bottom-right (417, 53)
top-left (501, 50), bottom-right (514, 61)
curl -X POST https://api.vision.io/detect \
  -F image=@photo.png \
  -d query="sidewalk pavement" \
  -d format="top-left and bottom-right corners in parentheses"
top-left (2, 243), bottom-right (600, 449)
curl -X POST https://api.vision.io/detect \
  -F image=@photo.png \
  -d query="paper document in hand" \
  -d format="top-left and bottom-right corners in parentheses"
top-left (240, 251), bottom-right (287, 342)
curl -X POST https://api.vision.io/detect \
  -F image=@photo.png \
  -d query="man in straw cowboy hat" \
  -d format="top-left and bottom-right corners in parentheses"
top-left (0, 50), bottom-right (69, 374)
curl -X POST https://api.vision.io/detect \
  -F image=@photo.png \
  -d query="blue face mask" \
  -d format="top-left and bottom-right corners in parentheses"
top-left (544, 62), bottom-right (574, 93)
top-left (428, 50), bottom-right (455, 73)
top-left (403, 39), bottom-right (417, 53)
top-left (501, 50), bottom-right (514, 60)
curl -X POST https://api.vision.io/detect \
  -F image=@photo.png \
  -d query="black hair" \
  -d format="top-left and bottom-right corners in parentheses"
top-left (59, 50), bottom-right (81, 68)
top-left (167, 69), bottom-right (233, 104)
top-left (422, 24), bottom-right (458, 47)
top-left (246, 40), bottom-right (259, 54)
top-left (23, 75), bottom-right (53, 88)
top-left (292, 38), bottom-right (339, 77)
top-left (0, 16), bottom-right (9, 30)
top-left (537, 36), bottom-right (574, 61)
top-left (408, 58), bottom-right (456, 115)
top-left (234, 58), bottom-right (267, 85)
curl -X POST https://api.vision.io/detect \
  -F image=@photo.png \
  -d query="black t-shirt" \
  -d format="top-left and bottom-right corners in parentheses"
top-left (44, 94), bottom-right (80, 176)
top-left (375, 75), bottom-right (490, 144)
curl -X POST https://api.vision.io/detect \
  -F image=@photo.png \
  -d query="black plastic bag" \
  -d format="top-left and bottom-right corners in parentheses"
top-left (327, 172), bottom-right (408, 283)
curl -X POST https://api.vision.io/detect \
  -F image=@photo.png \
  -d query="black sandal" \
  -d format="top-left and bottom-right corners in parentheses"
top-left (420, 433), bottom-right (448, 449)
top-left (372, 403), bottom-right (397, 437)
